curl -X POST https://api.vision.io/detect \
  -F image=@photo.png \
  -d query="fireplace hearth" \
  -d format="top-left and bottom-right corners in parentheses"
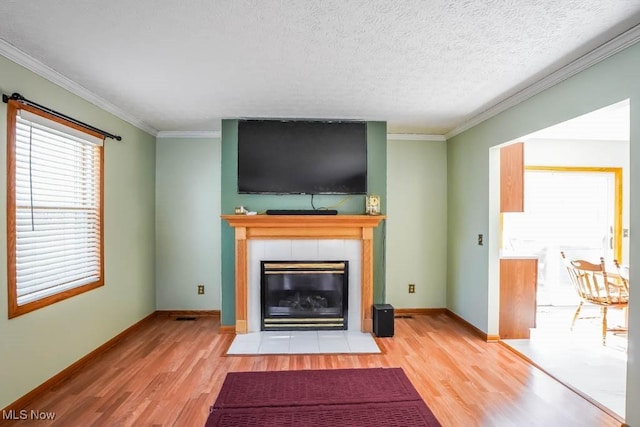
top-left (261, 261), bottom-right (348, 331)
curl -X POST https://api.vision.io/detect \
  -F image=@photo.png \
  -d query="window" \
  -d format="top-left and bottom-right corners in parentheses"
top-left (6, 100), bottom-right (104, 318)
top-left (501, 167), bottom-right (622, 306)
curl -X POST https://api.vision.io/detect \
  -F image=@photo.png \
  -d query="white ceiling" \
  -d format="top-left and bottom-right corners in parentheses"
top-left (1, 1), bottom-right (639, 136)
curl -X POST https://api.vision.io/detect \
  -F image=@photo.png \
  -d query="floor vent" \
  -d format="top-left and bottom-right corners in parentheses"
top-left (394, 315), bottom-right (413, 319)
top-left (175, 316), bottom-right (197, 321)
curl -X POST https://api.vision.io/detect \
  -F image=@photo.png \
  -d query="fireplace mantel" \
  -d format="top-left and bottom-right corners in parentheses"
top-left (222, 214), bottom-right (386, 334)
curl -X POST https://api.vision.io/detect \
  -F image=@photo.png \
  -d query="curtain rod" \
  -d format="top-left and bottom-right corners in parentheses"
top-left (2, 92), bottom-right (122, 141)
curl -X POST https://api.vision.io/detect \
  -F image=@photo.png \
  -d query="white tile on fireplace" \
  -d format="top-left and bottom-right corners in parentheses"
top-left (317, 330), bottom-right (344, 338)
top-left (226, 331), bottom-right (380, 355)
top-left (262, 331), bottom-right (292, 338)
top-left (318, 333), bottom-right (351, 353)
top-left (247, 242), bottom-right (262, 332)
top-left (227, 340), bottom-right (262, 355)
top-left (291, 240), bottom-right (320, 259)
top-left (226, 332), bottom-right (262, 354)
top-left (246, 238), bottom-right (362, 334)
top-left (346, 331), bottom-right (382, 353)
top-left (258, 333), bottom-right (291, 354)
top-left (290, 332), bottom-right (321, 353)
top-left (262, 240), bottom-right (293, 259)
top-left (318, 240), bottom-right (346, 258)
top-left (348, 340), bottom-right (380, 353)
top-left (344, 240), bottom-right (360, 255)
top-left (347, 260), bottom-right (362, 331)
top-left (234, 331), bottom-right (263, 342)
top-left (347, 257), bottom-right (361, 278)
top-left (289, 330), bottom-right (318, 337)
top-left (249, 240), bottom-right (266, 260)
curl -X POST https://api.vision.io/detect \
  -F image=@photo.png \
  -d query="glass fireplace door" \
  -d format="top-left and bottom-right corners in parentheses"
top-left (261, 261), bottom-right (348, 330)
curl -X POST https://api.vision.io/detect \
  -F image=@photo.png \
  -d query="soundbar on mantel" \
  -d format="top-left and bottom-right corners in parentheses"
top-left (265, 209), bottom-right (338, 215)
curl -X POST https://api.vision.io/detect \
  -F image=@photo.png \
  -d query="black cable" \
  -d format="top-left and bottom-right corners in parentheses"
top-left (3, 92), bottom-right (122, 141)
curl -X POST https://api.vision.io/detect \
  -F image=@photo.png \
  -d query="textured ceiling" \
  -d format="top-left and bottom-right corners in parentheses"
top-left (0, 1), bottom-right (639, 135)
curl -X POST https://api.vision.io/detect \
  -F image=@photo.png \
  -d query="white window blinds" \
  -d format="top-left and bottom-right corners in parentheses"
top-left (14, 109), bottom-right (103, 306)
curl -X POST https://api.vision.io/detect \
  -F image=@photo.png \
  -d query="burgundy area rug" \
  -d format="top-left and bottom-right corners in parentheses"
top-left (205, 368), bottom-right (441, 427)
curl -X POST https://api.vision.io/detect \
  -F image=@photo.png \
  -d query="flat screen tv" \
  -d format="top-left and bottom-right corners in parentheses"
top-left (238, 119), bottom-right (367, 194)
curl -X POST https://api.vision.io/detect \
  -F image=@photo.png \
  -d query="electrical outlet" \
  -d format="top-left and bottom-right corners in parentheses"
top-left (197, 284), bottom-right (205, 295)
top-left (408, 283), bottom-right (415, 294)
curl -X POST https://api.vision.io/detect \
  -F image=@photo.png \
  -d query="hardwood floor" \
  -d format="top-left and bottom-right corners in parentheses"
top-left (2, 313), bottom-right (621, 427)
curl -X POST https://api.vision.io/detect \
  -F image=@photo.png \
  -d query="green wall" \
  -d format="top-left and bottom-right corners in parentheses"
top-left (220, 120), bottom-right (387, 326)
top-left (155, 137), bottom-right (221, 310)
top-left (446, 42), bottom-right (640, 423)
top-left (386, 139), bottom-right (447, 308)
top-left (0, 56), bottom-right (156, 408)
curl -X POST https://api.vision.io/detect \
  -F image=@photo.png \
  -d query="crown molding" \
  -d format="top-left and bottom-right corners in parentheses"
top-left (5, 20), bottom-right (639, 142)
top-left (445, 23), bottom-right (640, 140)
top-left (156, 131), bottom-right (445, 140)
top-left (156, 130), bottom-right (221, 139)
top-left (0, 39), bottom-right (158, 136)
top-left (387, 133), bottom-right (446, 141)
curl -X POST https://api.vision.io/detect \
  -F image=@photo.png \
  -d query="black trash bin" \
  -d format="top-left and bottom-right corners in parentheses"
top-left (373, 304), bottom-right (394, 337)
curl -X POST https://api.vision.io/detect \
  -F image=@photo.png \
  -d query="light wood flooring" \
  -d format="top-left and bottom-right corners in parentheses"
top-left (2, 313), bottom-right (622, 427)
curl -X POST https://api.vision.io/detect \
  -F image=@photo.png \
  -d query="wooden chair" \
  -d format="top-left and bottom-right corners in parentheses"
top-left (560, 252), bottom-right (629, 345)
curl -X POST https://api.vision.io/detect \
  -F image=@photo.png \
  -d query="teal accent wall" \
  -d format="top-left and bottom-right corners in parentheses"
top-left (220, 120), bottom-right (387, 325)
top-left (368, 122), bottom-right (387, 305)
top-left (0, 55), bottom-right (156, 409)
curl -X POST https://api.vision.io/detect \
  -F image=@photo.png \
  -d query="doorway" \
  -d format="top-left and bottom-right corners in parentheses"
top-left (494, 99), bottom-right (630, 420)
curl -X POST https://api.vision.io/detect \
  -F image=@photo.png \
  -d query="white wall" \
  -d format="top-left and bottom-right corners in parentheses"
top-left (0, 56), bottom-right (156, 409)
top-left (155, 137), bottom-right (221, 310)
top-left (386, 139), bottom-right (447, 308)
top-left (525, 138), bottom-right (628, 166)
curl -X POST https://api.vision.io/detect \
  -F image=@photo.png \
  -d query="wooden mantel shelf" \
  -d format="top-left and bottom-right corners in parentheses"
top-left (222, 214), bottom-right (386, 334)
top-left (222, 214), bottom-right (385, 239)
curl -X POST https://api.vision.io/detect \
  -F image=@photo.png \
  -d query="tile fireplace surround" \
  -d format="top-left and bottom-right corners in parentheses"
top-left (222, 215), bottom-right (386, 334)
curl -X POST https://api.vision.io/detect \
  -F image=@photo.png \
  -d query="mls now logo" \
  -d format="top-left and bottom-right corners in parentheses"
top-left (2, 409), bottom-right (56, 420)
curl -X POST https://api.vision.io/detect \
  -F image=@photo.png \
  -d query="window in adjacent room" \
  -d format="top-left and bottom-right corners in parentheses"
top-left (6, 100), bottom-right (104, 318)
top-left (501, 166), bottom-right (621, 306)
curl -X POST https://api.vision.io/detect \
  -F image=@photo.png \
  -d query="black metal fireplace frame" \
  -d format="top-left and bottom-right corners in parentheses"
top-left (260, 260), bottom-right (349, 331)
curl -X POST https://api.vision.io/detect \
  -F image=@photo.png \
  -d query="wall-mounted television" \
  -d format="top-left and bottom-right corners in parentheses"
top-left (238, 119), bottom-right (367, 194)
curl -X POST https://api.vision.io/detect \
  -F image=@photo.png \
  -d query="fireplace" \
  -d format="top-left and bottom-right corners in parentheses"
top-left (261, 261), bottom-right (348, 331)
top-left (222, 214), bottom-right (385, 333)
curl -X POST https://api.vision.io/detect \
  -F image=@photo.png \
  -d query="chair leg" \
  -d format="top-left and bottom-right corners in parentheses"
top-left (601, 306), bottom-right (608, 346)
top-left (571, 301), bottom-right (583, 331)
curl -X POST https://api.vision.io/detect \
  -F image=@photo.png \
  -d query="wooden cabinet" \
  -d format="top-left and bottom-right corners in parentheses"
top-left (500, 142), bottom-right (524, 212)
top-left (499, 258), bottom-right (537, 339)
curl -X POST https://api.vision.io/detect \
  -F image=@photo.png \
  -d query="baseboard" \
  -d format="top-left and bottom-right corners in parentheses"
top-left (394, 308), bottom-right (447, 316)
top-left (445, 309), bottom-right (500, 342)
top-left (155, 310), bottom-right (220, 317)
top-left (219, 325), bottom-right (236, 334)
top-left (2, 311), bottom-right (156, 414)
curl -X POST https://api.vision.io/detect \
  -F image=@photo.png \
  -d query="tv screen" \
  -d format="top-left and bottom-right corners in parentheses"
top-left (238, 120), bottom-right (367, 194)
